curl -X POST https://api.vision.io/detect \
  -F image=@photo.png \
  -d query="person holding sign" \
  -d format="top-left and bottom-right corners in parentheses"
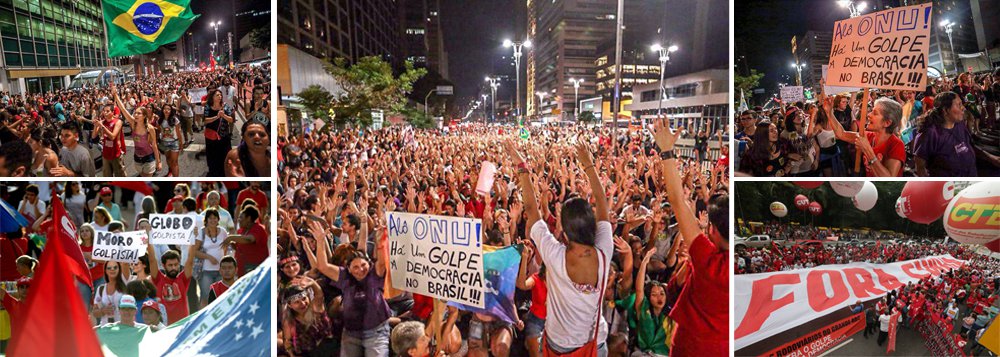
top-left (146, 242), bottom-right (196, 325)
top-left (823, 95), bottom-right (905, 177)
top-left (503, 139), bottom-right (613, 356)
top-left (304, 219), bottom-right (392, 357)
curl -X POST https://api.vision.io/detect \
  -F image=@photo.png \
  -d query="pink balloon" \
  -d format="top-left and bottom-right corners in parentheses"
top-left (900, 181), bottom-right (955, 224)
top-left (794, 194), bottom-right (810, 211)
top-left (808, 201), bottom-right (823, 216)
top-left (794, 182), bottom-right (823, 189)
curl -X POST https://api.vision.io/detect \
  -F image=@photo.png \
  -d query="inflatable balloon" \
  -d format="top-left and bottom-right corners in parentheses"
top-left (898, 181), bottom-right (955, 224)
top-left (808, 201), bottom-right (823, 216)
top-left (986, 239), bottom-right (1000, 253)
top-left (770, 201), bottom-right (788, 218)
top-left (831, 181), bottom-right (865, 197)
top-left (851, 182), bottom-right (878, 212)
top-left (794, 182), bottom-right (823, 189)
top-left (794, 195), bottom-right (810, 211)
top-left (895, 197), bottom-right (907, 218)
top-left (944, 182), bottom-right (1000, 245)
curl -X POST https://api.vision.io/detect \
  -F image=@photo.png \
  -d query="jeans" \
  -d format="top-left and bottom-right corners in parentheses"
top-left (198, 270), bottom-right (221, 305)
top-left (341, 321), bottom-right (390, 357)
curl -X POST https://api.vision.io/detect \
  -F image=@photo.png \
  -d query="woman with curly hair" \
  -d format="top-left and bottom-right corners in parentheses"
top-left (913, 91), bottom-right (1000, 176)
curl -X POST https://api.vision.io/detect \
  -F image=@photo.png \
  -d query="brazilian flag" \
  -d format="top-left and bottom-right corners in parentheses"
top-left (102, 0), bottom-right (199, 57)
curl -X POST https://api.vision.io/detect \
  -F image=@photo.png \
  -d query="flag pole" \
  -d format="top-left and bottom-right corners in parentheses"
top-left (98, 2), bottom-right (117, 85)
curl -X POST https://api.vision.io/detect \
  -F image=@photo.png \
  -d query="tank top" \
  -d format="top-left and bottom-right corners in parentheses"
top-left (816, 129), bottom-right (836, 148)
top-left (133, 128), bottom-right (154, 157)
top-left (101, 117), bottom-right (126, 160)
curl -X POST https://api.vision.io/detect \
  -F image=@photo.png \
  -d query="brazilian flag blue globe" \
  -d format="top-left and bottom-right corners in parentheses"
top-left (102, 0), bottom-right (199, 57)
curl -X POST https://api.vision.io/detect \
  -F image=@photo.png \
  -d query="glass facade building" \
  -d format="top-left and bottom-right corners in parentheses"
top-left (0, 0), bottom-right (109, 94)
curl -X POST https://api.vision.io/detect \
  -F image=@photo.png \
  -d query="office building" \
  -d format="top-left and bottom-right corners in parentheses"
top-left (400, 0), bottom-right (448, 78)
top-left (625, 69), bottom-right (728, 133)
top-left (277, 0), bottom-right (401, 66)
top-left (791, 31), bottom-right (832, 89)
top-left (0, 0), bottom-right (110, 94)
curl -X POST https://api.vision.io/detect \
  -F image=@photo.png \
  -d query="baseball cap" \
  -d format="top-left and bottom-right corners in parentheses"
top-left (100, 187), bottom-right (113, 196)
top-left (141, 300), bottom-right (160, 314)
top-left (119, 295), bottom-right (137, 309)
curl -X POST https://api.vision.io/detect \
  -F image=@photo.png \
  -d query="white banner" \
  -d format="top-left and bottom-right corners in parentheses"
top-left (734, 254), bottom-right (966, 350)
top-left (780, 86), bottom-right (805, 103)
top-left (188, 87), bottom-right (208, 104)
top-left (826, 3), bottom-right (932, 91)
top-left (149, 214), bottom-right (198, 246)
top-left (386, 211), bottom-right (486, 308)
top-left (93, 231), bottom-right (148, 263)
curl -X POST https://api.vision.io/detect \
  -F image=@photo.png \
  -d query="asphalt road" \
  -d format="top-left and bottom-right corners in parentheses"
top-left (84, 127), bottom-right (241, 177)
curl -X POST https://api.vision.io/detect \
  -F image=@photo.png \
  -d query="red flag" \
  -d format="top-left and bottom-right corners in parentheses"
top-left (109, 181), bottom-right (153, 195)
top-left (7, 197), bottom-right (103, 356)
top-left (43, 196), bottom-right (92, 287)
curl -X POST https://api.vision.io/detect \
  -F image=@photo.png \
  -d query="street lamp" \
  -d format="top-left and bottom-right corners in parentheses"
top-left (209, 21), bottom-right (222, 59)
top-left (790, 62), bottom-right (805, 86)
top-left (481, 94), bottom-right (490, 123)
top-left (503, 39), bottom-right (531, 123)
top-left (837, 0), bottom-right (866, 18)
top-left (535, 91), bottom-right (547, 117)
top-left (651, 43), bottom-right (678, 121)
top-left (940, 19), bottom-right (959, 74)
top-left (569, 78), bottom-right (584, 120)
top-left (485, 76), bottom-right (500, 122)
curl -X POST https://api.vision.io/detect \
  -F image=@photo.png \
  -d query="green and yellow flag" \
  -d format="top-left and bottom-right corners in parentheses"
top-left (101, 0), bottom-right (199, 57)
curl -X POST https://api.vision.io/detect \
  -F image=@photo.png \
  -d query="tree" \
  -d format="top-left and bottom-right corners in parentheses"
top-left (734, 69), bottom-right (765, 103)
top-left (250, 26), bottom-right (269, 51)
top-left (325, 56), bottom-right (427, 127)
top-left (577, 111), bottom-right (597, 123)
top-left (399, 107), bottom-right (436, 129)
top-left (297, 85), bottom-right (334, 129)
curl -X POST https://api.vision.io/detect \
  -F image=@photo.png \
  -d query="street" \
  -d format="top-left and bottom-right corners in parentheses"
top-left (84, 126), bottom-right (242, 177)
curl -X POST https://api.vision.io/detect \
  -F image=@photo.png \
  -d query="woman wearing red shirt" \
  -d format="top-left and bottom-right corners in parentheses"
top-left (91, 102), bottom-right (126, 177)
top-left (516, 244), bottom-right (547, 357)
top-left (827, 96), bottom-right (906, 176)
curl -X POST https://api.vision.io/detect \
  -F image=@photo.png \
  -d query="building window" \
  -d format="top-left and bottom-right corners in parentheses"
top-left (641, 90), bottom-right (657, 102)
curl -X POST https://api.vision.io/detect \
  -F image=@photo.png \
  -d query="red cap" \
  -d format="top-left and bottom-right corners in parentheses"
top-left (100, 187), bottom-right (113, 195)
top-left (141, 299), bottom-right (160, 312)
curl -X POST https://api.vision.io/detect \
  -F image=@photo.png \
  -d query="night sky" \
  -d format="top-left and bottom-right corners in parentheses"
top-left (440, 0), bottom-right (525, 105)
top-left (736, 0), bottom-right (857, 92)
top-left (188, 1), bottom-right (265, 63)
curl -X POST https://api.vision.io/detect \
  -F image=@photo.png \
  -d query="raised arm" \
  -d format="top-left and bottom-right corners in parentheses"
top-left (635, 247), bottom-right (657, 316)
top-left (652, 120), bottom-right (701, 246)
top-left (576, 141), bottom-right (609, 222)
top-left (515, 243), bottom-right (536, 291)
top-left (110, 85), bottom-right (135, 128)
top-left (503, 141), bottom-right (541, 231)
top-left (310, 220), bottom-right (342, 281)
top-left (183, 243), bottom-right (196, 278)
top-left (614, 236), bottom-right (634, 296)
top-left (146, 242), bottom-right (159, 279)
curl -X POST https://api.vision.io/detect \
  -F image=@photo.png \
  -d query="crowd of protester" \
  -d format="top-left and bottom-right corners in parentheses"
top-left (736, 69), bottom-right (1000, 177)
top-left (0, 181), bottom-right (271, 351)
top-left (736, 225), bottom-right (999, 356)
top-left (0, 64), bottom-right (271, 178)
top-left (276, 121), bottom-right (730, 356)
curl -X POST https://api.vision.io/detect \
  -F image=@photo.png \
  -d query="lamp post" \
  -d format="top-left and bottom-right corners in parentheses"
top-left (535, 91), bottom-right (547, 122)
top-left (210, 21), bottom-right (222, 59)
top-left (569, 78), bottom-right (584, 121)
top-left (940, 19), bottom-right (959, 75)
top-left (503, 39), bottom-right (531, 123)
top-left (790, 62), bottom-right (805, 86)
top-left (481, 94), bottom-right (489, 123)
top-left (651, 44), bottom-right (678, 122)
top-left (836, 0), bottom-right (866, 18)
top-left (485, 76), bottom-right (499, 122)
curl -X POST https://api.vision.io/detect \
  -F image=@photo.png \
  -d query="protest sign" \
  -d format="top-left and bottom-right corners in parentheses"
top-left (188, 87), bottom-right (208, 104)
top-left (93, 231), bottom-right (147, 263)
top-left (754, 313), bottom-right (865, 357)
top-left (386, 211), bottom-right (486, 308)
top-left (779, 86), bottom-right (805, 103)
top-left (734, 254), bottom-right (966, 350)
top-left (149, 214), bottom-right (198, 245)
top-left (826, 3), bottom-right (932, 91)
top-left (822, 65), bottom-right (862, 95)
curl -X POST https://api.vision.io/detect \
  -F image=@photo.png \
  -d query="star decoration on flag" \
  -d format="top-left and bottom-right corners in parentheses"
top-left (235, 331), bottom-right (244, 341)
top-left (250, 323), bottom-right (264, 339)
top-left (235, 319), bottom-right (244, 329)
top-left (249, 302), bottom-right (260, 314)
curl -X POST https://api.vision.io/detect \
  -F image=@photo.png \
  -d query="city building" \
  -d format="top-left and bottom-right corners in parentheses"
top-left (791, 31), bottom-right (832, 89)
top-left (624, 69), bottom-right (728, 134)
top-left (234, 1), bottom-right (270, 62)
top-left (277, 0), bottom-right (401, 66)
top-left (0, 0), bottom-right (112, 93)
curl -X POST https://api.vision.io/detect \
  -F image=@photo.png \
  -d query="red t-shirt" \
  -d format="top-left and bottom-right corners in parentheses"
top-left (236, 223), bottom-right (268, 275)
top-left (668, 233), bottom-right (728, 355)
top-left (154, 271), bottom-right (191, 324)
top-left (411, 293), bottom-right (433, 320)
top-left (237, 189), bottom-right (268, 212)
top-left (196, 192), bottom-right (229, 211)
top-left (80, 245), bottom-right (106, 283)
top-left (864, 132), bottom-right (905, 177)
top-left (529, 273), bottom-right (547, 319)
top-left (164, 197), bottom-right (185, 213)
top-left (2, 294), bottom-right (21, 326)
top-left (101, 117), bottom-right (126, 160)
top-left (210, 280), bottom-right (230, 299)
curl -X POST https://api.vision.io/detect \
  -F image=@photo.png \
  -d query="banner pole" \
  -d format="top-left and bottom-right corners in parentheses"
top-left (99, 2), bottom-right (115, 84)
top-left (854, 88), bottom-right (870, 175)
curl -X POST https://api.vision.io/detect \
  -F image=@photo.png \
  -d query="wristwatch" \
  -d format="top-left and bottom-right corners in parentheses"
top-left (868, 157), bottom-right (877, 167)
top-left (659, 149), bottom-right (677, 160)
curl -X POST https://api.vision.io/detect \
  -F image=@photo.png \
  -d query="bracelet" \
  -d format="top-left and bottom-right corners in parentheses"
top-left (659, 150), bottom-right (677, 160)
top-left (516, 162), bottom-right (529, 174)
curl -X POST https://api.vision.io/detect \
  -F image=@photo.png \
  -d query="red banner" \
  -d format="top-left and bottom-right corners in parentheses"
top-left (760, 313), bottom-right (865, 357)
top-left (887, 311), bottom-right (900, 354)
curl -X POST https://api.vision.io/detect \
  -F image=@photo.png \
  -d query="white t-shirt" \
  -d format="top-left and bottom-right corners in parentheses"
top-left (197, 227), bottom-right (228, 271)
top-left (17, 199), bottom-right (46, 221)
top-left (530, 219), bottom-right (613, 349)
top-left (93, 284), bottom-right (123, 325)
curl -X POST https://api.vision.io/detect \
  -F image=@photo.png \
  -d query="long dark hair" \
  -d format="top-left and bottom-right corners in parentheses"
top-left (206, 89), bottom-right (223, 108)
top-left (916, 91), bottom-right (960, 134)
top-left (746, 122), bottom-right (775, 163)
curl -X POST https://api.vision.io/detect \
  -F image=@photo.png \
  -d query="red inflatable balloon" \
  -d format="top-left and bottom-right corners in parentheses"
top-left (899, 181), bottom-right (956, 224)
top-left (794, 181), bottom-right (823, 189)
top-left (808, 201), bottom-right (823, 216)
top-left (987, 239), bottom-right (1000, 253)
top-left (794, 194), bottom-right (810, 211)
